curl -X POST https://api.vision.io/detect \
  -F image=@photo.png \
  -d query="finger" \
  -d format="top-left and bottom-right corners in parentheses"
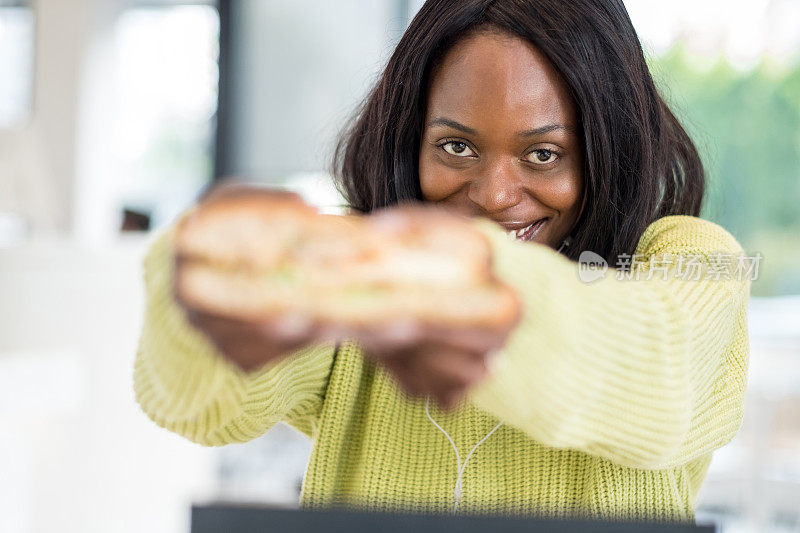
top-left (420, 323), bottom-right (514, 354)
top-left (259, 312), bottom-right (316, 342)
top-left (420, 346), bottom-right (488, 383)
top-left (209, 336), bottom-right (271, 372)
top-left (184, 307), bottom-right (312, 345)
top-left (432, 389), bottom-right (467, 411)
top-left (371, 344), bottom-right (487, 405)
top-left (206, 329), bottom-right (296, 369)
top-left (183, 309), bottom-right (312, 369)
top-left (381, 357), bottom-right (425, 399)
top-left (405, 346), bottom-right (488, 397)
top-left (356, 319), bottom-right (423, 355)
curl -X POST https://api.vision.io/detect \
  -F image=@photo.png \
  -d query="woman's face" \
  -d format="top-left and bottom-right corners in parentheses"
top-left (419, 30), bottom-right (584, 248)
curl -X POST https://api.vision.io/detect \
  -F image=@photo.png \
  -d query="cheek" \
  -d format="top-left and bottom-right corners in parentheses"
top-left (538, 172), bottom-right (583, 214)
top-left (419, 149), bottom-right (463, 202)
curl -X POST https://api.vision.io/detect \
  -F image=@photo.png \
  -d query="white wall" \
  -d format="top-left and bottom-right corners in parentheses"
top-left (0, 236), bottom-right (218, 533)
top-left (0, 7), bottom-right (219, 532)
top-left (0, 0), bottom-right (93, 237)
top-left (0, 0), bottom-right (138, 243)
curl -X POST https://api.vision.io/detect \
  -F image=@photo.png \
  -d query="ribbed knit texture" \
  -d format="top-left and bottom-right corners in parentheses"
top-left (133, 214), bottom-right (750, 522)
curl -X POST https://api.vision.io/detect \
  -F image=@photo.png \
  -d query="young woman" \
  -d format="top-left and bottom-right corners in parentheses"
top-left (134, 0), bottom-right (750, 522)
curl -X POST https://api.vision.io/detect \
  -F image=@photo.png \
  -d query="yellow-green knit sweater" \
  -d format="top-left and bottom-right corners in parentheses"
top-left (133, 213), bottom-right (750, 522)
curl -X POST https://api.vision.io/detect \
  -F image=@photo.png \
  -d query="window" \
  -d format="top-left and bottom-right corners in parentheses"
top-left (0, 1), bottom-right (34, 129)
top-left (111, 3), bottom-right (220, 230)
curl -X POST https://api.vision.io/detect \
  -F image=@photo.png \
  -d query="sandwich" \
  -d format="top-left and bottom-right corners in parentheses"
top-left (173, 186), bottom-right (521, 340)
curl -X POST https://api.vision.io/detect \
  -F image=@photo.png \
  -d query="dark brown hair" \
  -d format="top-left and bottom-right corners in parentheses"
top-left (332, 0), bottom-right (704, 262)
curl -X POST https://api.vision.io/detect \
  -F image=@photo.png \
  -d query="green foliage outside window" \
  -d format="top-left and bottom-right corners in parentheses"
top-left (650, 45), bottom-right (800, 296)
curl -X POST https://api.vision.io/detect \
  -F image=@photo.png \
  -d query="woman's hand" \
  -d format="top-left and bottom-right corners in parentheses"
top-left (357, 206), bottom-right (518, 410)
top-left (175, 179), bottom-right (518, 389)
top-left (175, 180), bottom-right (319, 372)
top-left (179, 307), bottom-right (318, 372)
top-left (357, 321), bottom-right (509, 410)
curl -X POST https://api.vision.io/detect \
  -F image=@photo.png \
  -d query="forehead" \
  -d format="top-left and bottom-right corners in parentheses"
top-left (425, 30), bottom-right (576, 129)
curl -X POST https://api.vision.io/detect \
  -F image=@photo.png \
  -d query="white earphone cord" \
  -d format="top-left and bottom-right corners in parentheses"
top-left (424, 397), bottom-right (504, 514)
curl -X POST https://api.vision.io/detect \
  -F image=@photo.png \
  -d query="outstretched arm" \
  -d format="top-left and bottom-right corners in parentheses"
top-left (468, 215), bottom-right (750, 470)
top-left (133, 225), bottom-right (336, 445)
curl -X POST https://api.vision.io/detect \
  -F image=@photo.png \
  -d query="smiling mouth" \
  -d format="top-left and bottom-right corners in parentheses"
top-left (504, 218), bottom-right (548, 242)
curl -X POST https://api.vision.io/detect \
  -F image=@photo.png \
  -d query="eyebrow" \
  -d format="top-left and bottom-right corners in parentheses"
top-left (519, 123), bottom-right (576, 137)
top-left (427, 118), bottom-right (478, 135)
top-left (427, 117), bottom-right (576, 137)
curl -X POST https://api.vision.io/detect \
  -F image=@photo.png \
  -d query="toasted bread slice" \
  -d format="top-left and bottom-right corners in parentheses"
top-left (174, 191), bottom-right (520, 333)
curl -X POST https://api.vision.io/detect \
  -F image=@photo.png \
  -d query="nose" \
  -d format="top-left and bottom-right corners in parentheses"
top-left (467, 158), bottom-right (524, 215)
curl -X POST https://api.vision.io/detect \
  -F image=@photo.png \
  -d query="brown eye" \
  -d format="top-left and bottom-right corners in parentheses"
top-left (525, 149), bottom-right (558, 165)
top-left (442, 141), bottom-right (476, 157)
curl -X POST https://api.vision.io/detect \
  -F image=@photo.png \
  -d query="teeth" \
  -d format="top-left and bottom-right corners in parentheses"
top-left (505, 222), bottom-right (535, 241)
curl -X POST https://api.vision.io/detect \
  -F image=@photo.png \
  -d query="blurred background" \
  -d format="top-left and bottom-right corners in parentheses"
top-left (0, 0), bottom-right (797, 532)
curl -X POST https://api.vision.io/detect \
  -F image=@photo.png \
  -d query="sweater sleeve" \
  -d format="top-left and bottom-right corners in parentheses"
top-left (133, 223), bottom-right (336, 445)
top-left (468, 215), bottom-right (751, 470)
